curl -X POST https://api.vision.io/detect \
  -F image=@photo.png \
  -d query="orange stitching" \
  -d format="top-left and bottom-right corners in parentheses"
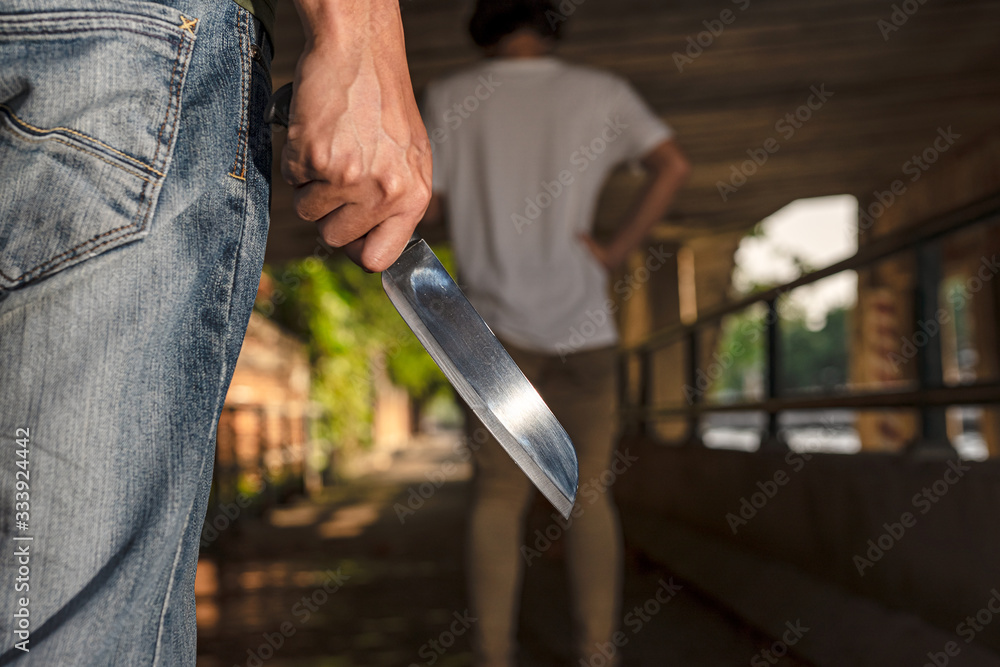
top-left (3, 127), bottom-right (155, 183)
top-left (179, 15), bottom-right (198, 37)
top-left (0, 103), bottom-right (165, 176)
top-left (229, 8), bottom-right (250, 180)
top-left (0, 175), bottom-right (150, 283)
top-left (0, 124), bottom-right (154, 183)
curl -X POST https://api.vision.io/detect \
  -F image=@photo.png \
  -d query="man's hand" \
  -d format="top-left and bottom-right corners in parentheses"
top-left (283, 0), bottom-right (432, 272)
top-left (578, 233), bottom-right (623, 273)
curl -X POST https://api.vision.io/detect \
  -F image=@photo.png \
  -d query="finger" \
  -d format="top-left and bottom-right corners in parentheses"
top-left (357, 215), bottom-right (420, 273)
top-left (341, 237), bottom-right (370, 271)
top-left (280, 137), bottom-right (314, 187)
top-left (280, 133), bottom-right (366, 193)
top-left (293, 180), bottom-right (352, 225)
top-left (314, 200), bottom-right (385, 248)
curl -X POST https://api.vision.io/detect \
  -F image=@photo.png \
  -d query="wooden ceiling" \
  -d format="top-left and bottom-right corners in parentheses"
top-left (264, 0), bottom-right (1000, 262)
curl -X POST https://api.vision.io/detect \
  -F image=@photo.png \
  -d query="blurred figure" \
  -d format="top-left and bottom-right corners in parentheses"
top-left (421, 0), bottom-right (689, 665)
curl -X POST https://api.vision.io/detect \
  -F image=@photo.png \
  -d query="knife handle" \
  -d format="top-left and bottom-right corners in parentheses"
top-left (266, 82), bottom-right (294, 128)
top-left (405, 231), bottom-right (423, 249)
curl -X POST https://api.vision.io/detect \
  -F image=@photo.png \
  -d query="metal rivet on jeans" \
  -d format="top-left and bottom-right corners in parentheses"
top-left (250, 44), bottom-right (262, 62)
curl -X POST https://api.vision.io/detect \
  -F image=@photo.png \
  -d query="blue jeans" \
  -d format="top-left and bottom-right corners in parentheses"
top-left (0, 1), bottom-right (271, 663)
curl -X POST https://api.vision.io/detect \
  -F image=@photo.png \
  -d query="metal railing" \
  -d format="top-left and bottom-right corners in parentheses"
top-left (619, 192), bottom-right (1000, 451)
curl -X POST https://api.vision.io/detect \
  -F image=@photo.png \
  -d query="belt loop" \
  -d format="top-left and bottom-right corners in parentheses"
top-left (250, 17), bottom-right (264, 62)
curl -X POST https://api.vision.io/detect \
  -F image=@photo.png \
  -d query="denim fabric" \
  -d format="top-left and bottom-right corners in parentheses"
top-left (0, 0), bottom-right (271, 663)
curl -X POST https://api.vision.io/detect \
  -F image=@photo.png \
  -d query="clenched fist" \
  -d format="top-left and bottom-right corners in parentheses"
top-left (283, 0), bottom-right (432, 272)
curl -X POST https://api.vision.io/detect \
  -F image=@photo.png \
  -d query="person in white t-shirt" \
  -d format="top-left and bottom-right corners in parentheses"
top-left (421, 2), bottom-right (690, 665)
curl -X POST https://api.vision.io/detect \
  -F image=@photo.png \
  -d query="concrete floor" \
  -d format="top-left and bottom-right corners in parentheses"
top-left (195, 432), bottom-right (813, 667)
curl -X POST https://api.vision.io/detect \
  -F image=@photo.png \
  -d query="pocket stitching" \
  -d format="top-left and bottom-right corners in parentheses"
top-left (0, 104), bottom-right (165, 177)
top-left (228, 7), bottom-right (250, 182)
top-left (0, 10), bottom-right (188, 45)
top-left (0, 24), bottom-right (195, 286)
top-left (151, 30), bottom-right (187, 171)
top-left (0, 125), bottom-right (155, 182)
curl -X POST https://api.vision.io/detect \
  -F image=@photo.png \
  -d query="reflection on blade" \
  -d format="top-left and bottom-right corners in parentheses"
top-left (382, 239), bottom-right (578, 518)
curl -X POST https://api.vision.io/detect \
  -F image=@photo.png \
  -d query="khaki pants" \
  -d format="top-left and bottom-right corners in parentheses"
top-left (466, 342), bottom-right (622, 667)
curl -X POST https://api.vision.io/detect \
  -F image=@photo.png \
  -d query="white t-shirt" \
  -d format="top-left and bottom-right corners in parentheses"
top-left (422, 57), bottom-right (672, 356)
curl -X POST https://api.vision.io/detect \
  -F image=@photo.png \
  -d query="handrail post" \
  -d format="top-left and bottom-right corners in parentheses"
top-left (909, 241), bottom-right (953, 452)
top-left (762, 298), bottom-right (787, 450)
top-left (686, 329), bottom-right (703, 445)
top-left (638, 349), bottom-right (652, 437)
top-left (618, 351), bottom-right (633, 435)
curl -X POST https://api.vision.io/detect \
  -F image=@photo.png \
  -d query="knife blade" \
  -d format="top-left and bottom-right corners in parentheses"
top-left (383, 235), bottom-right (578, 517)
top-left (267, 84), bottom-right (579, 517)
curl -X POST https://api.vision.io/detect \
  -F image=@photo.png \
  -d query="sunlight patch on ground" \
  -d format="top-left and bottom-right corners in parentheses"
top-left (318, 502), bottom-right (382, 538)
top-left (269, 504), bottom-right (328, 527)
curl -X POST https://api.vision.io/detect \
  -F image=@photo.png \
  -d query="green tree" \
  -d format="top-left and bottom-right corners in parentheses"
top-left (710, 303), bottom-right (850, 400)
top-left (259, 251), bottom-right (449, 459)
top-left (780, 306), bottom-right (850, 393)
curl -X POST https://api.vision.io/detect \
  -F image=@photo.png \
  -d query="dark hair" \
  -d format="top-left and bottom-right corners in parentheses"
top-left (468, 0), bottom-right (565, 49)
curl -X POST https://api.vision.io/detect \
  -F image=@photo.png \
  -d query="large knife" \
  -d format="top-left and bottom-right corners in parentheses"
top-left (267, 84), bottom-right (578, 518)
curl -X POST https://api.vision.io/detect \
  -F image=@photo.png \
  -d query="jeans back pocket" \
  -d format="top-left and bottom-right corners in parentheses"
top-left (0, 3), bottom-right (197, 290)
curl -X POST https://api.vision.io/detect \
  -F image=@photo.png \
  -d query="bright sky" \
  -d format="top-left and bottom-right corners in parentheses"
top-left (732, 195), bottom-right (859, 329)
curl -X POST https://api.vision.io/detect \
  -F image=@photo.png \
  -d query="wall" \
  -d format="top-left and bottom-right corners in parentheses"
top-left (615, 437), bottom-right (1000, 656)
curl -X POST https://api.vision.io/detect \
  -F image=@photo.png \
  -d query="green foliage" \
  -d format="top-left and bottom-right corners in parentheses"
top-left (710, 305), bottom-right (766, 398)
top-left (780, 306), bottom-right (850, 392)
top-left (710, 302), bottom-right (850, 399)
top-left (259, 250), bottom-right (450, 453)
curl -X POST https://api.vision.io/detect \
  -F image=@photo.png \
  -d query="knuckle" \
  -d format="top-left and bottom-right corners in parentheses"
top-left (339, 157), bottom-right (364, 188)
top-left (379, 173), bottom-right (404, 201)
top-left (304, 144), bottom-right (332, 177)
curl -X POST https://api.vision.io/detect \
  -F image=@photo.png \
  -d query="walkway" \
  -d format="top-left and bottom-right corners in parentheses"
top-left (195, 432), bottom-right (813, 667)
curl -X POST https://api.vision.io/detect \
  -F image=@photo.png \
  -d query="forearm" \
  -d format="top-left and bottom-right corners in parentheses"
top-left (284, 0), bottom-right (432, 272)
top-left (293, 0), bottom-right (404, 56)
top-left (607, 166), bottom-right (687, 262)
top-left (289, 0), bottom-right (415, 155)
